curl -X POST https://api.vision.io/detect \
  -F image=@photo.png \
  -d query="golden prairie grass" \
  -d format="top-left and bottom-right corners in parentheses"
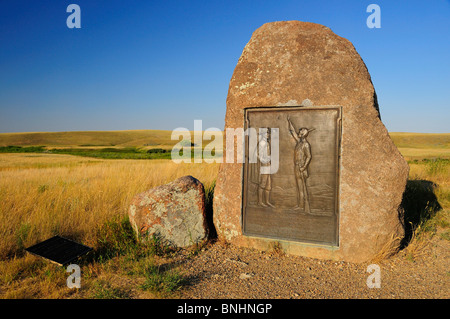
top-left (1, 130), bottom-right (447, 151)
top-left (0, 153), bottom-right (104, 171)
top-left (1, 132), bottom-right (449, 298)
top-left (408, 160), bottom-right (450, 208)
top-left (389, 132), bottom-right (450, 149)
top-left (389, 132), bottom-right (450, 160)
top-left (0, 153), bottom-right (219, 260)
top-left (399, 159), bottom-right (450, 261)
top-left (370, 233), bottom-right (404, 264)
top-left (369, 147), bottom-right (450, 262)
top-left (0, 129), bottom-right (221, 150)
top-left (398, 147), bottom-right (450, 160)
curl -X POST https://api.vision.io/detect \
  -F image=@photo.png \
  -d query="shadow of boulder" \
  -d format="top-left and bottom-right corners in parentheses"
top-left (204, 181), bottom-right (217, 241)
top-left (399, 179), bottom-right (442, 248)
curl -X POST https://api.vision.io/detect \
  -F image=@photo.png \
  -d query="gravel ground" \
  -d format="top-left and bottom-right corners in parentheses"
top-left (172, 236), bottom-right (449, 299)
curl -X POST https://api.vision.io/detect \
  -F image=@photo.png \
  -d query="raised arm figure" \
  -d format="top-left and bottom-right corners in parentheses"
top-left (287, 115), bottom-right (315, 214)
top-left (287, 115), bottom-right (299, 143)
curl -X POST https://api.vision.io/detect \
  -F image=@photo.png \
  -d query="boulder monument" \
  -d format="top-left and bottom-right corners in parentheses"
top-left (213, 21), bottom-right (409, 262)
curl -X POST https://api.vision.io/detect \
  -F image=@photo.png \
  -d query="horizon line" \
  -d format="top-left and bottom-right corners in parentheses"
top-left (0, 129), bottom-right (449, 135)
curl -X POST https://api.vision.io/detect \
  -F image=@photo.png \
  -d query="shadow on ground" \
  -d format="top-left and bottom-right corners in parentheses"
top-left (204, 182), bottom-right (217, 241)
top-left (399, 179), bottom-right (442, 248)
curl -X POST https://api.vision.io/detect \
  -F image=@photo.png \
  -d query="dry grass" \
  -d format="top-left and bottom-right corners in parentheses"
top-left (0, 154), bottom-right (219, 260)
top-left (0, 132), bottom-right (449, 298)
top-left (389, 132), bottom-right (450, 160)
top-left (389, 132), bottom-right (450, 149)
top-left (0, 129), bottom-right (221, 150)
top-left (408, 160), bottom-right (450, 208)
top-left (370, 142), bottom-right (450, 262)
top-left (398, 158), bottom-right (450, 262)
top-left (0, 153), bottom-right (104, 171)
top-left (371, 233), bottom-right (404, 264)
top-left (0, 153), bottom-right (219, 298)
top-left (397, 147), bottom-right (450, 160)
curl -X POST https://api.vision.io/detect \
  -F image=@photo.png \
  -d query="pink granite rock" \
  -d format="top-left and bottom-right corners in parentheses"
top-left (129, 176), bottom-right (208, 248)
top-left (213, 21), bottom-right (409, 262)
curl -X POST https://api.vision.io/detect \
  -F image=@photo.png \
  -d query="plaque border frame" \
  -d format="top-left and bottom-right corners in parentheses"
top-left (241, 105), bottom-right (342, 247)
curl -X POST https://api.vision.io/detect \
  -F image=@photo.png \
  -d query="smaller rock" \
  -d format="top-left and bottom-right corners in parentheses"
top-left (225, 258), bottom-right (249, 267)
top-left (128, 175), bottom-right (208, 248)
top-left (239, 273), bottom-right (254, 280)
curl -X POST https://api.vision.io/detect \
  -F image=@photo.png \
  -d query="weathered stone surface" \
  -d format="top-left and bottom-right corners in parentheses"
top-left (213, 21), bottom-right (409, 262)
top-left (129, 176), bottom-right (208, 248)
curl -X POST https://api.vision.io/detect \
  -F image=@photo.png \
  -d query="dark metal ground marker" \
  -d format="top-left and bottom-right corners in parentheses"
top-left (25, 235), bottom-right (92, 266)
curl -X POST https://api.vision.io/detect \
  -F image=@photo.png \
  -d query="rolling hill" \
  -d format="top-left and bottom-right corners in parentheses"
top-left (0, 130), bottom-right (177, 149)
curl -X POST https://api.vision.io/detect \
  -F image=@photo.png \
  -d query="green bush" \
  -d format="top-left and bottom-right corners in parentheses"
top-left (425, 158), bottom-right (449, 176)
top-left (94, 217), bottom-right (138, 261)
top-left (0, 146), bottom-right (45, 153)
top-left (146, 148), bottom-right (168, 154)
top-left (140, 264), bottom-right (185, 293)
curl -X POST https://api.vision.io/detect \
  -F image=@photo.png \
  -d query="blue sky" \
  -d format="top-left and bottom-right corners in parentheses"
top-left (0, 0), bottom-right (449, 133)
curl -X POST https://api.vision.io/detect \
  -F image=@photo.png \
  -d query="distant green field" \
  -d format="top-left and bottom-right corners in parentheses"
top-left (0, 130), bottom-right (220, 160)
top-left (0, 145), bottom-right (172, 160)
top-left (0, 130), bottom-right (180, 159)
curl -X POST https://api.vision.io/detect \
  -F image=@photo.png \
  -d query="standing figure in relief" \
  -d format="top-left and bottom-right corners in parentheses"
top-left (287, 115), bottom-right (314, 213)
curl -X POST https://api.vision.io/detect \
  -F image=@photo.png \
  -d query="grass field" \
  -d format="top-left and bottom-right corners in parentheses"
top-left (389, 132), bottom-right (450, 160)
top-left (0, 130), bottom-right (222, 160)
top-left (0, 130), bottom-right (448, 298)
top-left (0, 156), bottom-right (219, 257)
top-left (0, 154), bottom-right (218, 298)
top-left (0, 130), bottom-right (177, 148)
top-left (1, 130), bottom-right (448, 159)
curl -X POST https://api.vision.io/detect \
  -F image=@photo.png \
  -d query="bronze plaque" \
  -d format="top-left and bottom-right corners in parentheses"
top-left (242, 106), bottom-right (341, 246)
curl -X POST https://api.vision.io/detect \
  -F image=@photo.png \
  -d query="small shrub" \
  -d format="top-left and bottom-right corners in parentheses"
top-left (94, 216), bottom-right (137, 261)
top-left (146, 234), bottom-right (175, 257)
top-left (146, 148), bottom-right (168, 154)
top-left (37, 184), bottom-right (49, 193)
top-left (140, 264), bottom-right (185, 293)
top-left (440, 230), bottom-right (450, 241)
top-left (15, 223), bottom-right (32, 252)
top-left (90, 280), bottom-right (132, 299)
top-left (426, 158), bottom-right (448, 176)
top-left (0, 146), bottom-right (45, 153)
top-left (269, 241), bottom-right (284, 256)
top-left (93, 217), bottom-right (175, 262)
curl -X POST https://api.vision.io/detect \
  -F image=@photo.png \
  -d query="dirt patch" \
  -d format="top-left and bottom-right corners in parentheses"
top-left (171, 236), bottom-right (449, 299)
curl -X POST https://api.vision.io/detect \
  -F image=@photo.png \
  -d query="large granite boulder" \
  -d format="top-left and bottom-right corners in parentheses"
top-left (213, 21), bottom-right (409, 262)
top-left (129, 176), bottom-right (208, 248)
